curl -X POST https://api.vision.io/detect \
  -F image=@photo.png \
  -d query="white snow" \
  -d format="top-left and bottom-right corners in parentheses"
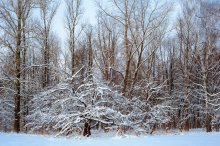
top-left (0, 131), bottom-right (220, 146)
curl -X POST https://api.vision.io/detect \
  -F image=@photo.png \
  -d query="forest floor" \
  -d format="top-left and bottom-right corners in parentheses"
top-left (0, 129), bottom-right (220, 146)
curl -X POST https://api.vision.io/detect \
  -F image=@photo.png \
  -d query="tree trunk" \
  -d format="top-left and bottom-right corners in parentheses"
top-left (13, 0), bottom-right (22, 133)
top-left (83, 121), bottom-right (91, 137)
top-left (43, 26), bottom-right (50, 88)
top-left (122, 0), bottom-right (131, 96)
top-left (71, 29), bottom-right (75, 76)
top-left (205, 113), bottom-right (212, 132)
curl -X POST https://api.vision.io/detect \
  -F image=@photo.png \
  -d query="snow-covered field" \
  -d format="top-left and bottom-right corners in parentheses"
top-left (0, 131), bottom-right (220, 146)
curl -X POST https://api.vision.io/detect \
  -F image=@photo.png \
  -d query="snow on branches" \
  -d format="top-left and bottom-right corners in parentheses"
top-left (26, 79), bottom-right (130, 136)
top-left (26, 76), bottom-right (173, 136)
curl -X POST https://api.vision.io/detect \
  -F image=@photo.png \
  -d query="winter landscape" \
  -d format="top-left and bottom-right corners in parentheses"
top-left (1, 130), bottom-right (220, 146)
top-left (0, 0), bottom-right (220, 145)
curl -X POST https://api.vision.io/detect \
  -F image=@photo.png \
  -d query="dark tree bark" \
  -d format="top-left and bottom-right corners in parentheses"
top-left (83, 121), bottom-right (91, 137)
top-left (13, 0), bottom-right (22, 133)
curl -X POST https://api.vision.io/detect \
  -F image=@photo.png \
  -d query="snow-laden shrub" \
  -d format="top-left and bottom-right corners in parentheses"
top-left (114, 79), bottom-right (175, 135)
top-left (26, 80), bottom-right (131, 136)
top-left (26, 75), bottom-right (174, 136)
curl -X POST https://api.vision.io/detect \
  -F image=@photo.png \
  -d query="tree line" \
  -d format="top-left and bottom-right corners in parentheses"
top-left (0, 0), bottom-right (219, 136)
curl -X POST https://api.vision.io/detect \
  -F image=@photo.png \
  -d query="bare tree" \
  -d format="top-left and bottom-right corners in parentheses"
top-left (0, 0), bottom-right (35, 133)
top-left (94, 13), bottom-right (119, 83)
top-left (38, 0), bottom-right (59, 88)
top-left (97, 0), bottom-right (137, 95)
top-left (98, 0), bottom-right (171, 97)
top-left (65, 0), bottom-right (83, 75)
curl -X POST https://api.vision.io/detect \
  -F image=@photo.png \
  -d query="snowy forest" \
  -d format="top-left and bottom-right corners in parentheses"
top-left (0, 0), bottom-right (220, 137)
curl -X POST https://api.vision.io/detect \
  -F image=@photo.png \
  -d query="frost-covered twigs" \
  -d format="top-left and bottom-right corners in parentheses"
top-left (26, 76), bottom-right (175, 136)
top-left (26, 78), bottom-right (128, 136)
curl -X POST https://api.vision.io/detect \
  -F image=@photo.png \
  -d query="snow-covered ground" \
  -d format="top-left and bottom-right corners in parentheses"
top-left (0, 130), bottom-right (220, 146)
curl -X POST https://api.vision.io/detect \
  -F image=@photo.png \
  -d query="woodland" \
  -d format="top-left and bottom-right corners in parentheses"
top-left (0, 0), bottom-right (220, 136)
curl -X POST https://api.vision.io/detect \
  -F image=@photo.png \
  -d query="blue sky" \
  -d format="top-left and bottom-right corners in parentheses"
top-left (53, 0), bottom-right (98, 49)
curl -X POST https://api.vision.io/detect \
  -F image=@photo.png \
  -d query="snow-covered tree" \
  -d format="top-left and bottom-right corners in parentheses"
top-left (26, 75), bottom-right (131, 136)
